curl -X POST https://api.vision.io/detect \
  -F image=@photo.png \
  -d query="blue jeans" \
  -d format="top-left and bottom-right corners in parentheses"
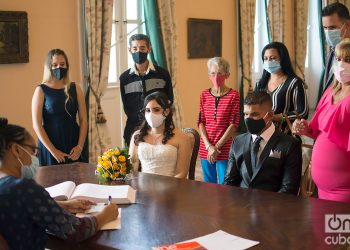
top-left (200, 159), bottom-right (228, 184)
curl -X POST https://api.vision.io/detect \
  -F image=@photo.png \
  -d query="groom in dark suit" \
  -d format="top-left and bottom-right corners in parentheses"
top-left (224, 91), bottom-right (302, 194)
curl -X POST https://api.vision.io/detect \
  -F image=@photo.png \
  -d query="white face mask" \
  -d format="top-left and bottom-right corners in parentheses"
top-left (17, 145), bottom-right (39, 179)
top-left (145, 112), bottom-right (166, 128)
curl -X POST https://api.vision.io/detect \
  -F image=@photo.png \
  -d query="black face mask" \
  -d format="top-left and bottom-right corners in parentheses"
top-left (244, 117), bottom-right (266, 135)
top-left (52, 67), bottom-right (67, 80)
top-left (132, 51), bottom-right (148, 64)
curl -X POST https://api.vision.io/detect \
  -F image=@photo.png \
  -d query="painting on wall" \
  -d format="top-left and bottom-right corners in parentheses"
top-left (0, 11), bottom-right (29, 64)
top-left (187, 18), bottom-right (222, 59)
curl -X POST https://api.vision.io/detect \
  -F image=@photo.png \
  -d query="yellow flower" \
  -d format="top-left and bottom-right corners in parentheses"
top-left (112, 163), bottom-right (119, 170)
top-left (113, 149), bottom-right (120, 156)
top-left (112, 172), bottom-right (119, 179)
top-left (118, 155), bottom-right (126, 163)
top-left (102, 160), bottom-right (112, 169)
top-left (120, 168), bottom-right (126, 176)
top-left (121, 162), bottom-right (126, 168)
top-left (111, 156), bottom-right (118, 163)
top-left (103, 172), bottom-right (110, 178)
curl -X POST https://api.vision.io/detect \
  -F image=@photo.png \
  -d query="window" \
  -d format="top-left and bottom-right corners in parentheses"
top-left (108, 0), bottom-right (145, 85)
top-left (304, 0), bottom-right (326, 109)
top-left (252, 0), bottom-right (270, 85)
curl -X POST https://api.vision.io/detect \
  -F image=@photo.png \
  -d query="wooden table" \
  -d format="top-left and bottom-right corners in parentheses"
top-left (35, 163), bottom-right (350, 250)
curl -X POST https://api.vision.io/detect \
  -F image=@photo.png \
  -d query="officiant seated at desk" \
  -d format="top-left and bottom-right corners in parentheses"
top-left (224, 91), bottom-right (302, 194)
top-left (0, 117), bottom-right (119, 250)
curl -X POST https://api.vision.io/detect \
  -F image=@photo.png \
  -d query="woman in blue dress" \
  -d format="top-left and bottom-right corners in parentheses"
top-left (32, 49), bottom-right (88, 165)
top-left (0, 118), bottom-right (118, 250)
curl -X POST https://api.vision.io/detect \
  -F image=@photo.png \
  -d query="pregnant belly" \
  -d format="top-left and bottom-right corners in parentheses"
top-left (312, 132), bottom-right (350, 191)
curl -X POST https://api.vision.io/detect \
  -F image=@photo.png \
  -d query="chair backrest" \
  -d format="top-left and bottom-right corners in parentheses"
top-left (0, 234), bottom-right (9, 250)
top-left (181, 128), bottom-right (200, 180)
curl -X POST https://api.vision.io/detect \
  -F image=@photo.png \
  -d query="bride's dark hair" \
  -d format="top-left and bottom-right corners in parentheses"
top-left (134, 92), bottom-right (175, 145)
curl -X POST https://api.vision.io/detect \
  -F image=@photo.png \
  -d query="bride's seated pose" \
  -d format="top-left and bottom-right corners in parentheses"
top-left (129, 91), bottom-right (192, 178)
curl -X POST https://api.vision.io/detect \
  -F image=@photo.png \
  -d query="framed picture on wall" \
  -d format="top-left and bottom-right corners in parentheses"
top-left (187, 18), bottom-right (222, 59)
top-left (0, 11), bottom-right (29, 64)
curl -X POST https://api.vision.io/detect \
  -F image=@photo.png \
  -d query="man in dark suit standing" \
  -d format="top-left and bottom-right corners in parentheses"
top-left (321, 3), bottom-right (350, 93)
top-left (224, 91), bottom-right (302, 194)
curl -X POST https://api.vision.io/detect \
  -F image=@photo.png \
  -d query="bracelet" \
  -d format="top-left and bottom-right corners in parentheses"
top-left (205, 144), bottom-right (212, 150)
top-left (77, 145), bottom-right (83, 150)
top-left (282, 114), bottom-right (285, 123)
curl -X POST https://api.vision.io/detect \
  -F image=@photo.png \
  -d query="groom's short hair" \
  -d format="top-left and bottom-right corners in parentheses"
top-left (244, 90), bottom-right (272, 109)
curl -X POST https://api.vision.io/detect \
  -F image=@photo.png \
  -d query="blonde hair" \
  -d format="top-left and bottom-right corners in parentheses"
top-left (42, 49), bottom-right (72, 117)
top-left (333, 38), bottom-right (350, 95)
top-left (207, 57), bottom-right (230, 74)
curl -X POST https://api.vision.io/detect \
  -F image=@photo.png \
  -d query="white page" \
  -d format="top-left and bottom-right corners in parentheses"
top-left (45, 181), bottom-right (76, 201)
top-left (184, 230), bottom-right (259, 250)
top-left (84, 203), bottom-right (106, 214)
top-left (76, 208), bottom-right (121, 230)
top-left (71, 183), bottom-right (136, 204)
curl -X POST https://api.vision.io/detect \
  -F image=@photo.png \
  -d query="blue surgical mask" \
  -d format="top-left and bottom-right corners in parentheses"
top-left (263, 61), bottom-right (282, 74)
top-left (325, 29), bottom-right (342, 48)
top-left (17, 145), bottom-right (39, 179)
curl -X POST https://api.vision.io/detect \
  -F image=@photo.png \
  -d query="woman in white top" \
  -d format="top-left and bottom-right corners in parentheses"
top-left (129, 92), bottom-right (192, 178)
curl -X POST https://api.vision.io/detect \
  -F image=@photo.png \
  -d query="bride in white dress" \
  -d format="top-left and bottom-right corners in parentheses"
top-left (129, 92), bottom-right (192, 178)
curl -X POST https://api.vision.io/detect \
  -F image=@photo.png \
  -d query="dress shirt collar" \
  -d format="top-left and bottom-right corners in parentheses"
top-left (129, 60), bottom-right (155, 76)
top-left (252, 123), bottom-right (275, 143)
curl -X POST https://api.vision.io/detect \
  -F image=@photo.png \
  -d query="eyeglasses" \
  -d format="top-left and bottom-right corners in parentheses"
top-left (208, 72), bottom-right (226, 76)
top-left (21, 144), bottom-right (40, 157)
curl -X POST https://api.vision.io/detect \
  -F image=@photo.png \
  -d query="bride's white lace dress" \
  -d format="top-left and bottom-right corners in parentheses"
top-left (137, 142), bottom-right (178, 177)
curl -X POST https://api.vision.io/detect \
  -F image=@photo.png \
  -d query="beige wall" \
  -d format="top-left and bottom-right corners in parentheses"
top-left (175, 0), bottom-right (238, 129)
top-left (0, 0), bottom-right (301, 148)
top-left (0, 0), bottom-right (81, 137)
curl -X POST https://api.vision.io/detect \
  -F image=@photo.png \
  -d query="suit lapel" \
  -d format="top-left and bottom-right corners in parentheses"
top-left (324, 50), bottom-right (335, 91)
top-left (251, 131), bottom-right (281, 181)
top-left (243, 135), bottom-right (253, 179)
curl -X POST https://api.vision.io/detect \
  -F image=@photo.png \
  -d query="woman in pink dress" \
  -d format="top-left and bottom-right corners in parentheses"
top-left (293, 39), bottom-right (350, 203)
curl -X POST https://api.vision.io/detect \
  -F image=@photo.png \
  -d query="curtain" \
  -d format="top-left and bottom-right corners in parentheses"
top-left (143, 0), bottom-right (167, 68)
top-left (143, 0), bottom-right (184, 128)
top-left (268, 0), bottom-right (309, 85)
top-left (318, 0), bottom-right (327, 101)
top-left (157, 0), bottom-right (183, 129)
top-left (327, 0), bottom-right (350, 7)
top-left (84, 0), bottom-right (113, 163)
top-left (268, 0), bottom-right (286, 42)
top-left (294, 0), bottom-right (309, 86)
top-left (237, 0), bottom-right (256, 132)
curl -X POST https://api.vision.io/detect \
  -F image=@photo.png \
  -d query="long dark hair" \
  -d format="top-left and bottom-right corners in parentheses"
top-left (257, 42), bottom-right (300, 89)
top-left (134, 92), bottom-right (175, 145)
top-left (0, 117), bottom-right (30, 161)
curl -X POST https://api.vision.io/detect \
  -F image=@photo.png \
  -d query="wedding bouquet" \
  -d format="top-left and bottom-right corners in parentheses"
top-left (96, 147), bottom-right (132, 181)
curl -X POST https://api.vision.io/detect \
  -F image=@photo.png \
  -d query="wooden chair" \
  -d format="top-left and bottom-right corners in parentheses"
top-left (182, 128), bottom-right (200, 180)
top-left (0, 234), bottom-right (9, 250)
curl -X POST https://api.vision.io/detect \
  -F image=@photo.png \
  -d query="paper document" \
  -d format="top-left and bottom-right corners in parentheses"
top-left (76, 208), bottom-right (121, 230)
top-left (184, 230), bottom-right (259, 250)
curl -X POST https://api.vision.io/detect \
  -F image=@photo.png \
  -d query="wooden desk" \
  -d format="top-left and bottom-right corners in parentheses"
top-left (35, 163), bottom-right (349, 250)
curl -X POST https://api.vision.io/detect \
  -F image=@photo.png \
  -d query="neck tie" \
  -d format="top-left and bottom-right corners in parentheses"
top-left (251, 136), bottom-right (262, 168)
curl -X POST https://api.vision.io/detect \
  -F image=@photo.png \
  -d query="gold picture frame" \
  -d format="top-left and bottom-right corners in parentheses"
top-left (0, 11), bottom-right (29, 64)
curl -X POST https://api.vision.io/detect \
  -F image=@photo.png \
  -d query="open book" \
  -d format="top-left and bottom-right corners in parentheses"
top-left (45, 181), bottom-right (136, 204)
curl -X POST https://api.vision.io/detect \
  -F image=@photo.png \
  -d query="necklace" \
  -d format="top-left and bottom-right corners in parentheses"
top-left (268, 75), bottom-right (287, 92)
top-left (149, 132), bottom-right (163, 144)
top-left (211, 86), bottom-right (230, 97)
